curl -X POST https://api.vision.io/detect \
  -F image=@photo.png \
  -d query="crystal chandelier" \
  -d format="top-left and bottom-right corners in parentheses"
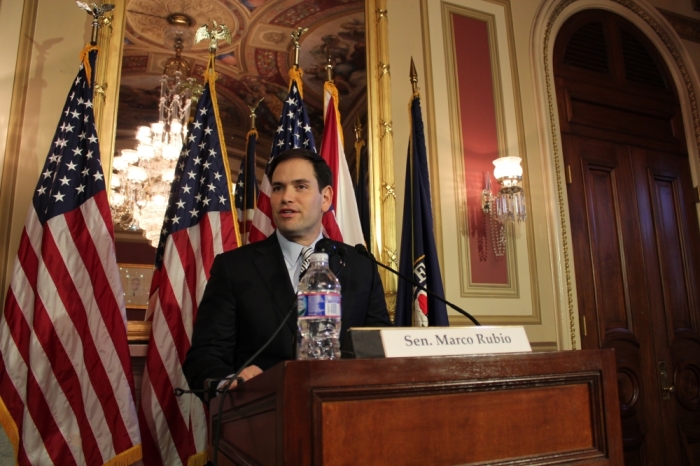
top-left (481, 156), bottom-right (526, 224)
top-left (110, 14), bottom-right (200, 246)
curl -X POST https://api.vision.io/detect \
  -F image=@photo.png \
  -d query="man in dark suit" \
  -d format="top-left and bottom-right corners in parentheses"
top-left (183, 148), bottom-right (392, 395)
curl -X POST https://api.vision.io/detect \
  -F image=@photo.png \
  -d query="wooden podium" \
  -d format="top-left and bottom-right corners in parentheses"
top-left (209, 350), bottom-right (622, 465)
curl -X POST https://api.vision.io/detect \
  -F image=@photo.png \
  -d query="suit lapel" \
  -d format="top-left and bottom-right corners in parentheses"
top-left (252, 234), bottom-right (297, 336)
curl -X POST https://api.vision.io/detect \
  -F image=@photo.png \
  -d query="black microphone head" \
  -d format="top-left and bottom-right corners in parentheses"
top-left (354, 244), bottom-right (371, 258)
top-left (315, 238), bottom-right (336, 255)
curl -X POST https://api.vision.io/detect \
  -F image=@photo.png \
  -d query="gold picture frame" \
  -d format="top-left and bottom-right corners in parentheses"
top-left (118, 263), bottom-right (154, 309)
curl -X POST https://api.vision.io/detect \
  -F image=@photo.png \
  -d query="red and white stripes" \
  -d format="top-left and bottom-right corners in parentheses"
top-left (0, 191), bottom-right (141, 465)
top-left (139, 211), bottom-right (237, 465)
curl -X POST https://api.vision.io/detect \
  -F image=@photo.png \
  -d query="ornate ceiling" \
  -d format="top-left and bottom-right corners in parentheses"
top-left (115, 0), bottom-right (367, 178)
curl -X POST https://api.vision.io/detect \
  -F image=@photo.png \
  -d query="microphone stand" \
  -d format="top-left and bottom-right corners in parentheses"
top-left (354, 245), bottom-right (481, 326)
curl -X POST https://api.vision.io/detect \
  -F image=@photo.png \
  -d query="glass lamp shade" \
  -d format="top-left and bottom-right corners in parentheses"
top-left (136, 126), bottom-right (152, 143)
top-left (162, 144), bottom-right (181, 160)
top-left (161, 168), bottom-right (175, 182)
top-left (170, 120), bottom-right (182, 135)
top-left (150, 194), bottom-right (167, 207)
top-left (120, 149), bottom-right (139, 164)
top-left (112, 156), bottom-right (128, 171)
top-left (492, 156), bottom-right (523, 181)
top-left (110, 192), bottom-right (125, 206)
top-left (127, 166), bottom-right (148, 182)
top-left (136, 144), bottom-right (156, 160)
top-left (150, 121), bottom-right (165, 136)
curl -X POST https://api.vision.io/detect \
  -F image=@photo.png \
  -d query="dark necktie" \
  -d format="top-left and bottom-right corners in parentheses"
top-left (299, 246), bottom-right (313, 279)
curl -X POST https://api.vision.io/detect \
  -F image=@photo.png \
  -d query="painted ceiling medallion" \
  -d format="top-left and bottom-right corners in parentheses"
top-left (126, 0), bottom-right (243, 51)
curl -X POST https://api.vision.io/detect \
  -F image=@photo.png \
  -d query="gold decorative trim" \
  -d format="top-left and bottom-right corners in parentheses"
top-left (382, 182), bottom-right (396, 201)
top-left (383, 247), bottom-right (398, 269)
top-left (542, 0), bottom-right (700, 350)
top-left (658, 8), bottom-right (700, 44)
top-left (0, 0), bottom-right (39, 302)
top-left (542, 0), bottom-right (582, 350)
top-left (367, 0), bottom-right (397, 308)
top-left (379, 62), bottom-right (390, 77)
top-left (384, 291), bottom-right (397, 322)
top-left (92, 5), bottom-right (116, 128)
top-left (94, 0), bottom-right (127, 193)
top-left (450, 312), bottom-right (542, 326)
top-left (379, 119), bottom-right (393, 139)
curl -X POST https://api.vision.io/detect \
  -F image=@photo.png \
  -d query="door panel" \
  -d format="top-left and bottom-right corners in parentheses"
top-left (632, 147), bottom-right (700, 465)
top-left (564, 134), bottom-right (664, 464)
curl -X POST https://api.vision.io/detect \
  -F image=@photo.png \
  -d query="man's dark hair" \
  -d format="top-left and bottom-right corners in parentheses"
top-left (267, 148), bottom-right (333, 191)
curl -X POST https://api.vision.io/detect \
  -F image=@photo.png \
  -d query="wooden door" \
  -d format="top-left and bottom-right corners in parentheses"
top-left (631, 145), bottom-right (700, 463)
top-left (555, 10), bottom-right (700, 465)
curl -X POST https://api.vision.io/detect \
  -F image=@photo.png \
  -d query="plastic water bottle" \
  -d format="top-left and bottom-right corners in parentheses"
top-left (297, 252), bottom-right (341, 360)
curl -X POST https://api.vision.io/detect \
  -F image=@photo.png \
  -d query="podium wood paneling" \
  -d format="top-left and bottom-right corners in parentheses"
top-left (210, 350), bottom-right (622, 465)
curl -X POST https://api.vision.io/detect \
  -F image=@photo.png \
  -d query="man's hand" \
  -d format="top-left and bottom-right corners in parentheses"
top-left (224, 365), bottom-right (263, 390)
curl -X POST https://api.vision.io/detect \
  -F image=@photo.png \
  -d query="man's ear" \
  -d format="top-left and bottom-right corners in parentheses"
top-left (321, 185), bottom-right (333, 213)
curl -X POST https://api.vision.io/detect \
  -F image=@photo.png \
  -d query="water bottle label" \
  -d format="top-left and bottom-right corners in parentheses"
top-left (297, 293), bottom-right (341, 317)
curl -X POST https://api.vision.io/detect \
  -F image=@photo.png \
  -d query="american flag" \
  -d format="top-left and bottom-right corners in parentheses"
top-left (234, 129), bottom-right (259, 245)
top-left (319, 81), bottom-right (365, 246)
top-left (0, 49), bottom-right (142, 465)
top-left (248, 72), bottom-right (316, 242)
top-left (138, 71), bottom-right (240, 465)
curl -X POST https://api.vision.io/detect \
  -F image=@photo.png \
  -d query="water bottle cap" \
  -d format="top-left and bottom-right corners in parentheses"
top-left (310, 252), bottom-right (328, 262)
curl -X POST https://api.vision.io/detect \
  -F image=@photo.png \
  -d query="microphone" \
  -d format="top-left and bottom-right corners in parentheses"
top-left (314, 238), bottom-right (346, 268)
top-left (354, 244), bottom-right (481, 326)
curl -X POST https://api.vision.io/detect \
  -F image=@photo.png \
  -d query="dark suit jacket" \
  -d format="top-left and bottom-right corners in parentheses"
top-left (183, 234), bottom-right (392, 393)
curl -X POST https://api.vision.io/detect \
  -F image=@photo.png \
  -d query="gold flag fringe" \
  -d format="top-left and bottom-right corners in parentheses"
top-left (246, 128), bottom-right (258, 142)
top-left (103, 444), bottom-right (142, 466)
top-left (79, 44), bottom-right (100, 85)
top-left (205, 54), bottom-right (243, 248)
top-left (289, 67), bottom-right (304, 97)
top-left (187, 450), bottom-right (209, 466)
top-left (0, 396), bottom-right (19, 465)
top-left (323, 81), bottom-right (344, 146)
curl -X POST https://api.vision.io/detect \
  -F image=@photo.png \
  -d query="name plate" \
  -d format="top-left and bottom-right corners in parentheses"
top-left (379, 326), bottom-right (531, 358)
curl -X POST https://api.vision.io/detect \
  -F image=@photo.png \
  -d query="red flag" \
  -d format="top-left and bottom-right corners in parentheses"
top-left (319, 81), bottom-right (365, 245)
top-left (0, 48), bottom-right (142, 465)
top-left (138, 57), bottom-right (240, 466)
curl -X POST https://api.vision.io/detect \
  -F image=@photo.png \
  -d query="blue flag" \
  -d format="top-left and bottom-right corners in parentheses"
top-left (395, 93), bottom-right (449, 327)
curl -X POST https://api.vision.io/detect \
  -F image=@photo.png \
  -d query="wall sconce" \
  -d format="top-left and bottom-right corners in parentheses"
top-left (481, 156), bottom-right (526, 223)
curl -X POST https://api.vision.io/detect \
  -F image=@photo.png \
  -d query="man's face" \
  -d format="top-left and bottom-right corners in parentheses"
top-left (270, 158), bottom-right (332, 245)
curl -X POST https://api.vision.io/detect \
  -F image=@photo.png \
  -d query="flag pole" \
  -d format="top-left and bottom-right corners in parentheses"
top-left (354, 113), bottom-right (364, 185)
top-left (410, 57), bottom-right (419, 94)
top-left (291, 26), bottom-right (308, 70)
top-left (243, 98), bottom-right (263, 243)
top-left (76, 2), bottom-right (114, 46)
